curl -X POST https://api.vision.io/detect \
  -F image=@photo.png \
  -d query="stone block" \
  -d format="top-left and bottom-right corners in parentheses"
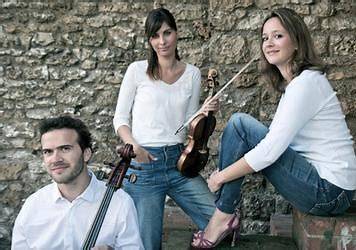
top-left (270, 213), bottom-right (293, 238)
top-left (292, 201), bottom-right (356, 250)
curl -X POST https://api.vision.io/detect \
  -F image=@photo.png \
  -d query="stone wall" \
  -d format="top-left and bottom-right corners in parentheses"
top-left (0, 0), bottom-right (355, 247)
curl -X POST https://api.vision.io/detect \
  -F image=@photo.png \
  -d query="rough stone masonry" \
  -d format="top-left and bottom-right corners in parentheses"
top-left (0, 0), bottom-right (355, 248)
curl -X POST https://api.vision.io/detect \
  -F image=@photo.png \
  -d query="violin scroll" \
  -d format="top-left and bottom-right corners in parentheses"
top-left (207, 69), bottom-right (218, 86)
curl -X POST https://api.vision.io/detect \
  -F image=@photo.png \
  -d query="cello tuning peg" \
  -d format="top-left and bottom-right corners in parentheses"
top-left (95, 170), bottom-right (107, 181)
top-left (103, 161), bottom-right (115, 168)
top-left (125, 173), bottom-right (137, 183)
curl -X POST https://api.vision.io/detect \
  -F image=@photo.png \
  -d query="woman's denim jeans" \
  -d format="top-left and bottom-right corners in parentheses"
top-left (216, 113), bottom-right (354, 216)
top-left (123, 144), bottom-right (215, 250)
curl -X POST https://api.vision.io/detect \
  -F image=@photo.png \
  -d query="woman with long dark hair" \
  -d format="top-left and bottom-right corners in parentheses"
top-left (191, 8), bottom-right (356, 248)
top-left (113, 7), bottom-right (218, 250)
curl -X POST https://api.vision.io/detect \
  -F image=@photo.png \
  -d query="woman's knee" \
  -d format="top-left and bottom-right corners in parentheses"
top-left (230, 112), bottom-right (267, 134)
top-left (225, 113), bottom-right (254, 134)
top-left (229, 113), bottom-right (254, 126)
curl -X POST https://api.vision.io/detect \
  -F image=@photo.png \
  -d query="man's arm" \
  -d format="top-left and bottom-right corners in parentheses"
top-left (11, 214), bottom-right (30, 250)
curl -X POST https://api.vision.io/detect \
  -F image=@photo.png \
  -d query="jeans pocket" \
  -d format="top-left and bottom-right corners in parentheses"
top-left (309, 190), bottom-right (352, 216)
top-left (127, 161), bottom-right (157, 185)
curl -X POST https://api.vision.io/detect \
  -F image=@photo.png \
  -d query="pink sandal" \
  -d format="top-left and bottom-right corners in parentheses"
top-left (191, 212), bottom-right (240, 249)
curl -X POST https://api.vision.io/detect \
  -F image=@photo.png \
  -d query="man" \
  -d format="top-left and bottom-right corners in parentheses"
top-left (11, 116), bottom-right (143, 250)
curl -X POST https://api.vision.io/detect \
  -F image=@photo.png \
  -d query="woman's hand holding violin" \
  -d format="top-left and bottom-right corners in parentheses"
top-left (201, 96), bottom-right (219, 116)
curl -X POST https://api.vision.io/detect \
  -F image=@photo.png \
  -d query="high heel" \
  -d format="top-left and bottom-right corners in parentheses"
top-left (231, 226), bottom-right (239, 247)
top-left (191, 211), bottom-right (240, 249)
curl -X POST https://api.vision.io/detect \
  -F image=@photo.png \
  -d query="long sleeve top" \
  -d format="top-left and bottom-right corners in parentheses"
top-left (11, 172), bottom-right (144, 250)
top-left (113, 60), bottom-right (201, 147)
top-left (245, 70), bottom-right (356, 190)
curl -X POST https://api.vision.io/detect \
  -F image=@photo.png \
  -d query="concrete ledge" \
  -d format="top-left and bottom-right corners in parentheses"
top-left (163, 206), bottom-right (197, 230)
top-left (292, 201), bottom-right (356, 250)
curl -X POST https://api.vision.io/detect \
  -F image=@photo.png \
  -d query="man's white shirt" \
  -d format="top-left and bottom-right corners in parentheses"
top-left (11, 172), bottom-right (144, 250)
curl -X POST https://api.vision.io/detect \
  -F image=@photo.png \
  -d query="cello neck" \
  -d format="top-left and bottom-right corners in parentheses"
top-left (82, 185), bottom-right (115, 249)
top-left (81, 144), bottom-right (136, 249)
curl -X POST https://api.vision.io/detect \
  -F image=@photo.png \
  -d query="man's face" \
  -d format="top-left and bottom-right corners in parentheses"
top-left (41, 128), bottom-right (91, 184)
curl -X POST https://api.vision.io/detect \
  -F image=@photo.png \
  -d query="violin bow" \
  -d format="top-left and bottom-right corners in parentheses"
top-left (175, 56), bottom-right (259, 135)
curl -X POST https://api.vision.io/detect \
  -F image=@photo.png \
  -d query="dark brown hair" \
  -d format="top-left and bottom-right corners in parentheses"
top-left (39, 115), bottom-right (92, 152)
top-left (145, 8), bottom-right (180, 80)
top-left (259, 8), bottom-right (325, 92)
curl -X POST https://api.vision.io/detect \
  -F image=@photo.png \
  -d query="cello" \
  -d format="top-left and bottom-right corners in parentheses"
top-left (82, 143), bottom-right (137, 250)
top-left (177, 69), bottom-right (219, 177)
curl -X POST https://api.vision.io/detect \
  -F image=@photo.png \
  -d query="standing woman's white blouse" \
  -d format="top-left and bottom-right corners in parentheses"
top-left (113, 60), bottom-right (201, 147)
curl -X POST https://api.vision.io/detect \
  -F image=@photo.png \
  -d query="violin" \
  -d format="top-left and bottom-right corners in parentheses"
top-left (175, 57), bottom-right (258, 135)
top-left (177, 69), bottom-right (218, 177)
top-left (82, 144), bottom-right (137, 250)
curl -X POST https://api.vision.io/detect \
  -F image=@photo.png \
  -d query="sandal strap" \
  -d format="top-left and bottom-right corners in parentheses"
top-left (193, 230), bottom-right (203, 240)
top-left (195, 231), bottom-right (214, 248)
top-left (191, 212), bottom-right (241, 248)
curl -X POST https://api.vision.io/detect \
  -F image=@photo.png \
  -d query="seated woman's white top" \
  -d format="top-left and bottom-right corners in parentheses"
top-left (245, 70), bottom-right (356, 190)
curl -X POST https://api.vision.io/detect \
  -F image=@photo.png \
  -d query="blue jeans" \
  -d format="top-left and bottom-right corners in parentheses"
top-left (216, 113), bottom-right (354, 216)
top-left (123, 144), bottom-right (215, 250)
